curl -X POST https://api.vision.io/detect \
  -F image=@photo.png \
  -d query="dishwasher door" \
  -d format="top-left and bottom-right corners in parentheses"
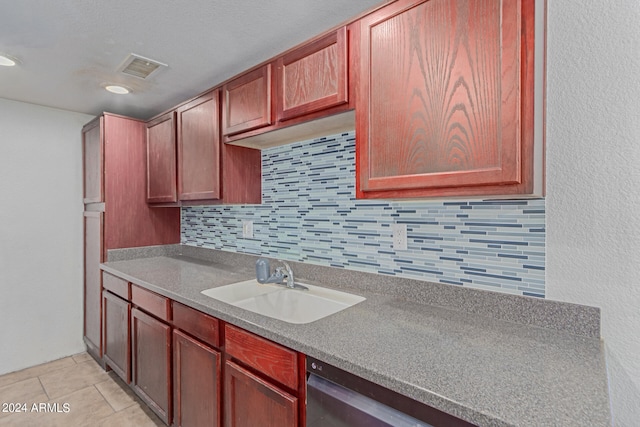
top-left (306, 372), bottom-right (434, 427)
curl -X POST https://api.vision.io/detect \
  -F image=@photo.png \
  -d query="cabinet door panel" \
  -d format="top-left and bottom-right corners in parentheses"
top-left (357, 0), bottom-right (534, 198)
top-left (224, 361), bottom-right (297, 427)
top-left (178, 90), bottom-right (221, 201)
top-left (103, 290), bottom-right (131, 383)
top-left (146, 112), bottom-right (177, 203)
top-left (222, 65), bottom-right (272, 136)
top-left (131, 307), bottom-right (172, 424)
top-left (83, 211), bottom-right (103, 358)
top-left (174, 330), bottom-right (221, 427)
top-left (83, 117), bottom-right (103, 204)
top-left (277, 27), bottom-right (348, 121)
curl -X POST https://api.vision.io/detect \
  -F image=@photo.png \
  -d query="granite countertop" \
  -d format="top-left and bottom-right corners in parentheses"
top-left (102, 248), bottom-right (611, 427)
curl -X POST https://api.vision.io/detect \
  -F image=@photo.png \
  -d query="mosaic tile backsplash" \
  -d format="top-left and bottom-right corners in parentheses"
top-left (182, 131), bottom-right (546, 297)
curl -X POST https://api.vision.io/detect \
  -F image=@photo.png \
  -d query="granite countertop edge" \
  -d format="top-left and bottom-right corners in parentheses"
top-left (101, 245), bottom-right (611, 427)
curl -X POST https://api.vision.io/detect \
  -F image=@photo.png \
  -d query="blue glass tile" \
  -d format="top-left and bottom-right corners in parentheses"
top-left (400, 266), bottom-right (444, 275)
top-left (440, 279), bottom-right (464, 286)
top-left (523, 292), bottom-right (544, 298)
top-left (464, 271), bottom-right (523, 281)
top-left (498, 254), bottom-right (528, 260)
top-left (461, 266), bottom-right (487, 272)
top-left (464, 222), bottom-right (523, 228)
top-left (440, 257), bottom-right (464, 262)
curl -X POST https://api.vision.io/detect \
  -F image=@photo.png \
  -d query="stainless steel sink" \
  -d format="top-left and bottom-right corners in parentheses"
top-left (201, 279), bottom-right (365, 324)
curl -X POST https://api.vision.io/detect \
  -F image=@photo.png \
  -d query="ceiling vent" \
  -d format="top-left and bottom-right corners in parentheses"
top-left (118, 53), bottom-right (167, 79)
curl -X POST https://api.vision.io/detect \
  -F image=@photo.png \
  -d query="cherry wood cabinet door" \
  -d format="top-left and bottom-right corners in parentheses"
top-left (83, 211), bottom-right (103, 359)
top-left (177, 90), bottom-right (221, 201)
top-left (146, 112), bottom-right (177, 203)
top-left (82, 117), bottom-right (104, 204)
top-left (356, 0), bottom-right (536, 198)
top-left (103, 113), bottom-right (180, 248)
top-left (224, 360), bottom-right (297, 427)
top-left (222, 65), bottom-right (273, 136)
top-left (276, 27), bottom-right (348, 122)
top-left (102, 290), bottom-right (131, 383)
top-left (131, 307), bottom-right (172, 424)
top-left (173, 330), bottom-right (221, 427)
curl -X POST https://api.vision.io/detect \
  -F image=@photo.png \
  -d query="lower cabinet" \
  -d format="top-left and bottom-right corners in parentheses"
top-left (102, 290), bottom-right (131, 383)
top-left (131, 307), bottom-right (172, 424)
top-left (99, 270), bottom-right (305, 427)
top-left (84, 211), bottom-right (103, 359)
top-left (173, 329), bottom-right (221, 427)
top-left (225, 361), bottom-right (297, 427)
top-left (224, 324), bottom-right (304, 427)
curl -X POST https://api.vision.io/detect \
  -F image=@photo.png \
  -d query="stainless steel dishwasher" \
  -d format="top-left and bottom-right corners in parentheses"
top-left (306, 356), bottom-right (475, 427)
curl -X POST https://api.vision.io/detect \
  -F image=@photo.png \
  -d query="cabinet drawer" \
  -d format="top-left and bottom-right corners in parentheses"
top-left (172, 301), bottom-right (220, 348)
top-left (102, 272), bottom-right (130, 300)
top-left (224, 324), bottom-right (298, 390)
top-left (131, 284), bottom-right (171, 321)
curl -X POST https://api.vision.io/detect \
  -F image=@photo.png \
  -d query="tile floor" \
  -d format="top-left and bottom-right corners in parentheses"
top-left (0, 353), bottom-right (164, 426)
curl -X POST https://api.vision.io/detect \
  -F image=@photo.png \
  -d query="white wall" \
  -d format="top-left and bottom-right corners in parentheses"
top-left (546, 1), bottom-right (640, 425)
top-left (0, 98), bottom-right (93, 375)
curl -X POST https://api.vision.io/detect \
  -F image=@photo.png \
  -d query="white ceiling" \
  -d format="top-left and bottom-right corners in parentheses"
top-left (0, 0), bottom-right (384, 120)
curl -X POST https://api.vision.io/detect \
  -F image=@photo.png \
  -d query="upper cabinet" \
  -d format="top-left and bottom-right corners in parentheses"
top-left (222, 65), bottom-right (273, 137)
top-left (355, 0), bottom-right (541, 199)
top-left (143, 0), bottom-right (543, 200)
top-left (83, 118), bottom-right (103, 204)
top-left (223, 26), bottom-right (356, 148)
top-left (276, 27), bottom-right (348, 122)
top-left (177, 90), bottom-right (221, 201)
top-left (146, 112), bottom-right (177, 204)
top-left (146, 90), bottom-right (262, 206)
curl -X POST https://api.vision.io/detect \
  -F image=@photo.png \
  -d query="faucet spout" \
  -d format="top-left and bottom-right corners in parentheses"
top-left (275, 260), bottom-right (307, 290)
top-left (279, 260), bottom-right (295, 289)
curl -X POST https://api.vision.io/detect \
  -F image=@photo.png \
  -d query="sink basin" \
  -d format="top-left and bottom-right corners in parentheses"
top-left (201, 279), bottom-right (365, 324)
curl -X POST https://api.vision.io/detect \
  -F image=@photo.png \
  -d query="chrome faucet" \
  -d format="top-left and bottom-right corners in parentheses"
top-left (275, 260), bottom-right (308, 290)
top-left (278, 260), bottom-right (295, 289)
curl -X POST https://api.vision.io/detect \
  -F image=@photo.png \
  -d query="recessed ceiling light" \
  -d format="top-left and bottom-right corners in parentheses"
top-left (105, 85), bottom-right (130, 94)
top-left (0, 54), bottom-right (18, 67)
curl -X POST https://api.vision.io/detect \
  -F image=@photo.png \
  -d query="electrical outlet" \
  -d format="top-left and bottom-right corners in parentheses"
top-left (392, 224), bottom-right (407, 250)
top-left (242, 220), bottom-right (253, 238)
